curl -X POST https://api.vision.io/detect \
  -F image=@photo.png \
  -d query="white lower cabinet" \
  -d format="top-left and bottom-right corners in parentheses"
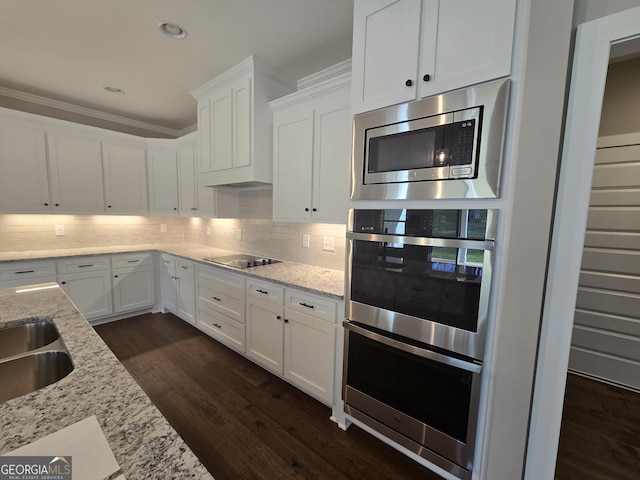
top-left (175, 259), bottom-right (196, 325)
top-left (159, 254), bottom-right (178, 314)
top-left (246, 296), bottom-right (284, 374)
top-left (56, 256), bottom-right (112, 320)
top-left (0, 260), bottom-right (56, 288)
top-left (245, 278), bottom-right (337, 404)
top-left (111, 253), bottom-right (155, 314)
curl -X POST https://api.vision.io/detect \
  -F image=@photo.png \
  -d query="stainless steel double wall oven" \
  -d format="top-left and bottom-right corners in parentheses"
top-left (343, 80), bottom-right (509, 480)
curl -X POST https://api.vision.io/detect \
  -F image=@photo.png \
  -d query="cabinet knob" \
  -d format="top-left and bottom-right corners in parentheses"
top-left (276, 315), bottom-right (281, 320)
top-left (174, 207), bottom-right (177, 210)
top-left (305, 207), bottom-right (310, 212)
top-left (114, 275), bottom-right (118, 278)
top-left (55, 203), bottom-right (60, 207)
top-left (108, 205), bottom-right (112, 208)
top-left (405, 79), bottom-right (413, 87)
top-left (44, 203), bottom-right (49, 206)
top-left (61, 281), bottom-right (66, 285)
top-left (284, 318), bottom-right (289, 323)
top-left (423, 74), bottom-right (431, 82)
top-left (312, 208), bottom-right (317, 212)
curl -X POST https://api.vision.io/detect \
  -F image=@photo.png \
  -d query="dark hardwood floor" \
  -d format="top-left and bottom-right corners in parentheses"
top-left (95, 312), bottom-right (441, 480)
top-left (555, 373), bottom-right (640, 480)
top-left (96, 312), bottom-right (640, 480)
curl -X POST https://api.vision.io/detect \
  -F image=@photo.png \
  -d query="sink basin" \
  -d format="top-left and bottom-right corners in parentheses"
top-left (0, 321), bottom-right (60, 360)
top-left (0, 351), bottom-right (74, 403)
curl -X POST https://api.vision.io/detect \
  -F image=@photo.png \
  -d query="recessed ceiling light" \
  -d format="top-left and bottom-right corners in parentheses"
top-left (159, 21), bottom-right (187, 39)
top-left (103, 86), bottom-right (125, 94)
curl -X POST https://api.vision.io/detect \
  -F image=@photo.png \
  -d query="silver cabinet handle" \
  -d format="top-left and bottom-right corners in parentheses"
top-left (299, 302), bottom-right (314, 309)
top-left (15, 270), bottom-right (35, 274)
top-left (256, 289), bottom-right (268, 295)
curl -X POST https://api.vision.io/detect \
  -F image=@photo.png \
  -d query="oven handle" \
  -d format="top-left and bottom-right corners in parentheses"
top-left (346, 232), bottom-right (494, 250)
top-left (344, 321), bottom-right (482, 374)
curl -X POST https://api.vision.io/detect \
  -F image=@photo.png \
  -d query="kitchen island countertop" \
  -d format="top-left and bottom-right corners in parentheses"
top-left (0, 243), bottom-right (345, 299)
top-left (0, 283), bottom-right (214, 479)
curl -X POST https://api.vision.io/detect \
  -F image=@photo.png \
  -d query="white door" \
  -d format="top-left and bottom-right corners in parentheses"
top-left (112, 266), bottom-right (155, 313)
top-left (284, 308), bottom-right (335, 403)
top-left (178, 146), bottom-right (197, 215)
top-left (232, 75), bottom-right (252, 169)
top-left (311, 87), bottom-right (351, 223)
top-left (209, 88), bottom-right (233, 171)
top-left (102, 143), bottom-right (148, 214)
top-left (420, 0), bottom-right (516, 98)
top-left (351, 0), bottom-right (422, 113)
top-left (0, 119), bottom-right (50, 213)
top-left (58, 271), bottom-right (113, 320)
top-left (176, 261), bottom-right (195, 325)
top-left (47, 133), bottom-right (105, 213)
top-left (148, 151), bottom-right (179, 215)
top-left (272, 105), bottom-right (314, 221)
top-left (246, 298), bottom-right (284, 374)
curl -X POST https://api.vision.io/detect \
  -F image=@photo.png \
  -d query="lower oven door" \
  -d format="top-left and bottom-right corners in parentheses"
top-left (343, 321), bottom-right (482, 480)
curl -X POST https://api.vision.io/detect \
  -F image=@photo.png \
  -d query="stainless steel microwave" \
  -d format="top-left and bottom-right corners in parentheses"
top-left (351, 79), bottom-right (510, 200)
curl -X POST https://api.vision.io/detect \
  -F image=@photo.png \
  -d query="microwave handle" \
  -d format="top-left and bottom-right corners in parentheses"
top-left (346, 231), bottom-right (494, 251)
top-left (344, 321), bottom-right (482, 374)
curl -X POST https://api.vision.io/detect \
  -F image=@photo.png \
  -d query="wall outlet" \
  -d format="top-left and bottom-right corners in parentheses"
top-left (54, 225), bottom-right (65, 236)
top-left (236, 228), bottom-right (243, 240)
top-left (160, 224), bottom-right (167, 233)
top-left (323, 236), bottom-right (335, 252)
top-left (302, 234), bottom-right (310, 248)
top-left (206, 226), bottom-right (211, 236)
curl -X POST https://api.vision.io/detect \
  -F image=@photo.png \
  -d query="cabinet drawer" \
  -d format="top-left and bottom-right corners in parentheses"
top-left (0, 260), bottom-right (56, 282)
top-left (247, 279), bottom-right (284, 304)
top-left (196, 304), bottom-right (245, 354)
top-left (56, 256), bottom-right (110, 273)
top-left (111, 252), bottom-right (153, 268)
top-left (196, 281), bottom-right (244, 322)
top-left (285, 289), bottom-right (337, 323)
top-left (196, 265), bottom-right (245, 292)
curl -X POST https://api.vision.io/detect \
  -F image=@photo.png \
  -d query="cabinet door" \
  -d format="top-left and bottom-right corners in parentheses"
top-left (232, 75), bottom-right (252, 169)
top-left (112, 266), bottom-right (155, 314)
top-left (419, 0), bottom-right (515, 98)
top-left (272, 105), bottom-right (314, 221)
top-left (159, 256), bottom-right (177, 314)
top-left (176, 261), bottom-right (196, 325)
top-left (246, 298), bottom-right (284, 375)
top-left (47, 133), bottom-right (105, 213)
top-left (102, 143), bottom-right (148, 214)
top-left (148, 151), bottom-right (179, 215)
top-left (284, 308), bottom-right (336, 404)
top-left (351, 0), bottom-right (422, 114)
top-left (0, 119), bottom-right (51, 213)
top-left (311, 87), bottom-right (351, 223)
top-left (58, 271), bottom-right (113, 320)
top-left (178, 146), bottom-right (197, 215)
top-left (209, 88), bottom-right (234, 172)
top-left (197, 102), bottom-right (212, 173)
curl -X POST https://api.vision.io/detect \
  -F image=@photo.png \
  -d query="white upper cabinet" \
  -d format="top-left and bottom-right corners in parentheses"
top-left (0, 115), bottom-right (50, 213)
top-left (47, 133), bottom-right (105, 213)
top-left (191, 55), bottom-right (295, 187)
top-left (147, 141), bottom-right (179, 216)
top-left (351, 0), bottom-right (516, 114)
top-left (271, 68), bottom-right (351, 223)
top-left (102, 142), bottom-right (148, 214)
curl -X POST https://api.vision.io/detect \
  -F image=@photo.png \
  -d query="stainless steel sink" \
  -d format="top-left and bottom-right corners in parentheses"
top-left (0, 320), bottom-right (74, 403)
top-left (0, 351), bottom-right (74, 403)
top-left (0, 320), bottom-right (59, 360)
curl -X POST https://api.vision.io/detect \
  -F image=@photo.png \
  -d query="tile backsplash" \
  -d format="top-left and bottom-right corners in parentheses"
top-left (0, 189), bottom-right (347, 271)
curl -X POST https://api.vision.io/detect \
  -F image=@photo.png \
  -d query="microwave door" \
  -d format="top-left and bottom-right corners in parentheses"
top-left (364, 112), bottom-right (454, 185)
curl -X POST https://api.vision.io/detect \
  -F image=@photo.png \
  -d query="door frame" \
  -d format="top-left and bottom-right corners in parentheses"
top-left (525, 6), bottom-right (640, 479)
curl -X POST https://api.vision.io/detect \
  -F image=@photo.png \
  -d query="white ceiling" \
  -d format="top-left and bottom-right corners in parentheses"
top-left (0, 0), bottom-right (354, 134)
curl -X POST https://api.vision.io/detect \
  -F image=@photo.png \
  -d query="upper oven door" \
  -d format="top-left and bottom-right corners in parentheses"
top-left (346, 209), bottom-right (497, 360)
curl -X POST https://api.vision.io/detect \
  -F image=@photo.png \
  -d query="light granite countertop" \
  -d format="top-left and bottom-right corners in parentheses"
top-left (0, 243), bottom-right (346, 299)
top-left (0, 283), bottom-right (213, 479)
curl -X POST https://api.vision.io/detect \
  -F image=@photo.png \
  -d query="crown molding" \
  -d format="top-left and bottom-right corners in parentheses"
top-left (0, 85), bottom-right (190, 137)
